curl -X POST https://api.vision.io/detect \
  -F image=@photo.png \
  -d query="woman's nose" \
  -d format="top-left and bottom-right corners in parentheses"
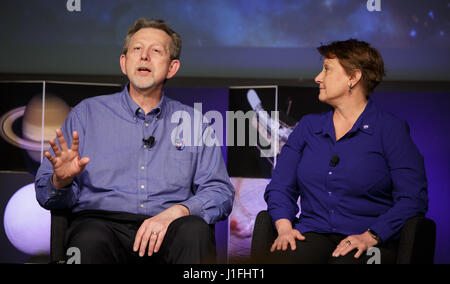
top-left (314, 71), bottom-right (323, 84)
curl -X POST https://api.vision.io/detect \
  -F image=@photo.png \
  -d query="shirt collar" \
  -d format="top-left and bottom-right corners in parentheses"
top-left (121, 83), bottom-right (166, 120)
top-left (354, 98), bottom-right (376, 135)
top-left (312, 97), bottom-right (377, 136)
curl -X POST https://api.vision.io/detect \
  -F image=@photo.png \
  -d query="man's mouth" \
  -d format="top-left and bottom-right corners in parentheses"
top-left (137, 66), bottom-right (151, 75)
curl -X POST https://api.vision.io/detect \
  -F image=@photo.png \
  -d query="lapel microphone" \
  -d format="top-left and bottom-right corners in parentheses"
top-left (143, 136), bottom-right (155, 148)
top-left (329, 155), bottom-right (340, 167)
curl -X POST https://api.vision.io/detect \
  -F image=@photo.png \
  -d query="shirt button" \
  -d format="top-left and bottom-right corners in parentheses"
top-left (328, 171), bottom-right (333, 175)
top-left (328, 191), bottom-right (332, 196)
top-left (145, 123), bottom-right (149, 127)
top-left (140, 185), bottom-right (145, 189)
top-left (140, 204), bottom-right (144, 208)
top-left (144, 145), bottom-right (147, 148)
top-left (141, 166), bottom-right (145, 170)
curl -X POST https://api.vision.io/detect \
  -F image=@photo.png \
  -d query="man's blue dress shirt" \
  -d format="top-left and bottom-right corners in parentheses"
top-left (264, 98), bottom-right (428, 242)
top-left (35, 85), bottom-right (234, 224)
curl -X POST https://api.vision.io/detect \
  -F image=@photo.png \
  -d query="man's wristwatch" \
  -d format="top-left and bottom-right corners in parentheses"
top-left (367, 229), bottom-right (381, 245)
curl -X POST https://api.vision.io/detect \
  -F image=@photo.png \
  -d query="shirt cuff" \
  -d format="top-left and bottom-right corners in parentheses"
top-left (268, 208), bottom-right (296, 226)
top-left (46, 177), bottom-right (72, 199)
top-left (369, 223), bottom-right (392, 244)
top-left (179, 198), bottom-right (203, 218)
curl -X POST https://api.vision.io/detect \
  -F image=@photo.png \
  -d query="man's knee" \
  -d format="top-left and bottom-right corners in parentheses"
top-left (68, 220), bottom-right (112, 246)
top-left (163, 215), bottom-right (216, 264)
top-left (66, 220), bottom-right (118, 263)
top-left (168, 215), bottom-right (214, 244)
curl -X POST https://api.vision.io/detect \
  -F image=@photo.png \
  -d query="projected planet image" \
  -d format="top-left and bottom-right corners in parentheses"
top-left (3, 183), bottom-right (50, 256)
top-left (0, 94), bottom-right (71, 162)
top-left (0, 94), bottom-right (70, 257)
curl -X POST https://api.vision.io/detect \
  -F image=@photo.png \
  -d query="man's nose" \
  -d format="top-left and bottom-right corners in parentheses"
top-left (140, 48), bottom-right (150, 61)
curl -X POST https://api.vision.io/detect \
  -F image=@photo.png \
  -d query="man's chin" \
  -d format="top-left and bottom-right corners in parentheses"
top-left (130, 80), bottom-right (155, 91)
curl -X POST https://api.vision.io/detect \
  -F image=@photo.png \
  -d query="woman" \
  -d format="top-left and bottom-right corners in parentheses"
top-left (264, 39), bottom-right (428, 264)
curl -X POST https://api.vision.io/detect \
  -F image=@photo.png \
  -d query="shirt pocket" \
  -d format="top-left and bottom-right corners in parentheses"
top-left (163, 150), bottom-right (195, 188)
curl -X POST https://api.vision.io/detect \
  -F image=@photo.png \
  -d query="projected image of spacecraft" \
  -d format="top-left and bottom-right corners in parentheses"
top-left (246, 89), bottom-right (297, 166)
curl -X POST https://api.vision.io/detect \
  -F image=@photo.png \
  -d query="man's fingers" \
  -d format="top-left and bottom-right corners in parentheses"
top-left (79, 157), bottom-right (90, 168)
top-left (44, 151), bottom-right (56, 164)
top-left (133, 224), bottom-right (145, 252)
top-left (147, 231), bottom-right (159, 256)
top-left (153, 229), bottom-right (166, 254)
top-left (71, 131), bottom-right (80, 152)
top-left (56, 129), bottom-right (69, 151)
top-left (49, 138), bottom-right (62, 157)
top-left (139, 230), bottom-right (151, 257)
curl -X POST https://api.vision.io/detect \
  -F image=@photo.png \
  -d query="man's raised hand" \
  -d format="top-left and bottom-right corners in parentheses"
top-left (45, 129), bottom-right (90, 188)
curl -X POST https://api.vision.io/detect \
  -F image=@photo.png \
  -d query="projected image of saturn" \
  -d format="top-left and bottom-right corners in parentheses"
top-left (0, 86), bottom-right (71, 173)
top-left (0, 82), bottom-right (122, 172)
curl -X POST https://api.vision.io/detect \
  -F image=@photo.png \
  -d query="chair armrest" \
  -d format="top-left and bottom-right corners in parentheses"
top-left (50, 209), bottom-right (71, 264)
top-left (396, 216), bottom-right (436, 264)
top-left (250, 210), bottom-right (277, 263)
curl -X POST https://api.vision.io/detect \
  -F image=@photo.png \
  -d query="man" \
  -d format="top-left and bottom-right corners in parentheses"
top-left (35, 18), bottom-right (234, 264)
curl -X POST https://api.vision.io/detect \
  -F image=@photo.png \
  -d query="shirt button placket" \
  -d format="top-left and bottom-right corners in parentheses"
top-left (137, 116), bottom-right (149, 214)
top-left (141, 115), bottom-right (153, 214)
top-left (327, 147), bottom-right (338, 232)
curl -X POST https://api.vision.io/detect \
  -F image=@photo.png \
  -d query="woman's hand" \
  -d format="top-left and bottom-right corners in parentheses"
top-left (270, 219), bottom-right (306, 252)
top-left (332, 231), bottom-right (378, 258)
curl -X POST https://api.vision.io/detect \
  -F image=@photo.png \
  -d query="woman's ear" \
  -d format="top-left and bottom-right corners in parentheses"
top-left (349, 69), bottom-right (363, 87)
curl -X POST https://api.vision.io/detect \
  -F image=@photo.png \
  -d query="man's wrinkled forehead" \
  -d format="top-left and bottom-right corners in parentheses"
top-left (130, 28), bottom-right (171, 49)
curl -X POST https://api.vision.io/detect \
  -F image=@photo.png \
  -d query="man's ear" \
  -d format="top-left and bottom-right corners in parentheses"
top-left (166, 59), bottom-right (180, 80)
top-left (119, 54), bottom-right (127, 76)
